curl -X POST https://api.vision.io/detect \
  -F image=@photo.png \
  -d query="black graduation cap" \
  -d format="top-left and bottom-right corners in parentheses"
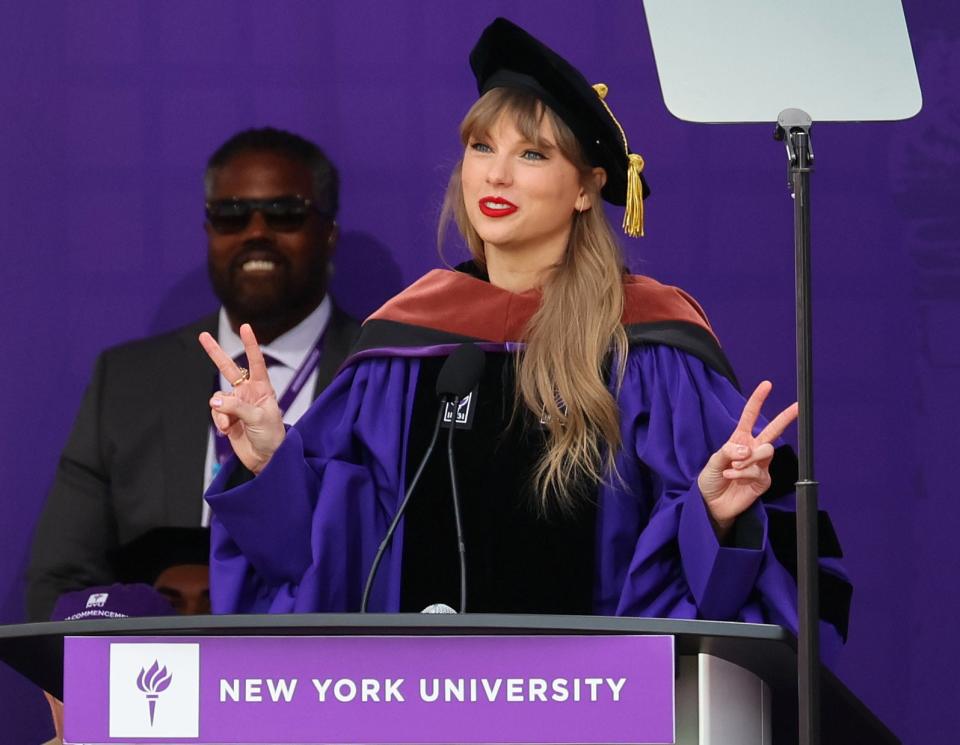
top-left (469, 17), bottom-right (649, 236)
top-left (109, 527), bottom-right (211, 585)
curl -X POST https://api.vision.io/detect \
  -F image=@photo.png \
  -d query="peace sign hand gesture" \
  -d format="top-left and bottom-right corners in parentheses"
top-left (199, 323), bottom-right (286, 475)
top-left (697, 381), bottom-right (799, 539)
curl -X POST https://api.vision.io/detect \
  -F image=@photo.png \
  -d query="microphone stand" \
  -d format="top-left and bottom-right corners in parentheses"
top-left (447, 395), bottom-right (468, 614)
top-left (360, 406), bottom-right (445, 613)
top-left (774, 108), bottom-right (820, 745)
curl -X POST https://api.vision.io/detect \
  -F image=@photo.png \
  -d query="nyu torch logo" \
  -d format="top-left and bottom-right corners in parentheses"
top-left (442, 390), bottom-right (478, 429)
top-left (110, 643), bottom-right (198, 738)
top-left (136, 660), bottom-right (172, 726)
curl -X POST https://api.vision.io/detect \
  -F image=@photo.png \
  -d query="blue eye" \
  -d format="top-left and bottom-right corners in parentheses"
top-left (470, 142), bottom-right (492, 153)
top-left (521, 150), bottom-right (547, 161)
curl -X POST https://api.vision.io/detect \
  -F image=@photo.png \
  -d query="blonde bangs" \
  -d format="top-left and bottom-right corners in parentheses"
top-left (459, 87), bottom-right (558, 152)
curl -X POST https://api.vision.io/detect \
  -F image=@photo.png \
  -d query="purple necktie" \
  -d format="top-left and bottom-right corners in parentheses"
top-left (232, 352), bottom-right (281, 372)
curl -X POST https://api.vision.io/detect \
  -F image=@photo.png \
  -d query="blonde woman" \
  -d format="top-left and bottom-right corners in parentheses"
top-left (200, 18), bottom-right (849, 648)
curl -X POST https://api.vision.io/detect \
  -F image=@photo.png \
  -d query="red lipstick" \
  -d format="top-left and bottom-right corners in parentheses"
top-left (478, 196), bottom-right (518, 217)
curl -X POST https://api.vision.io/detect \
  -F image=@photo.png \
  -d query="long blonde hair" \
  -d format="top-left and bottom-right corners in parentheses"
top-left (439, 88), bottom-right (629, 513)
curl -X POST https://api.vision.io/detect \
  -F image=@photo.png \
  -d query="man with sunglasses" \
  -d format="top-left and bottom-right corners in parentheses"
top-left (26, 128), bottom-right (360, 621)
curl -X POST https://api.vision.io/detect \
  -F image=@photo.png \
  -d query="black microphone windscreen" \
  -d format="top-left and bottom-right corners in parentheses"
top-left (436, 344), bottom-right (486, 399)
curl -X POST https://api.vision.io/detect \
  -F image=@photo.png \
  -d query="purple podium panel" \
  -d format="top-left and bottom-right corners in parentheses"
top-left (63, 634), bottom-right (675, 744)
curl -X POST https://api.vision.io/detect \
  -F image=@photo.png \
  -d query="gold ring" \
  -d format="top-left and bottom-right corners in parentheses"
top-left (231, 367), bottom-right (249, 387)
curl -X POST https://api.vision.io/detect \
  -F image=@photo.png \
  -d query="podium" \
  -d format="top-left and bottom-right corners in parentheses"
top-left (0, 614), bottom-right (898, 744)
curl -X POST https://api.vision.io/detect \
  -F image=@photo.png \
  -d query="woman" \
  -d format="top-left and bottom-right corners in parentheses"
top-left (200, 19), bottom-right (848, 647)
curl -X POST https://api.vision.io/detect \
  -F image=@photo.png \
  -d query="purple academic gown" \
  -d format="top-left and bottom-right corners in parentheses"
top-left (205, 340), bottom-right (847, 656)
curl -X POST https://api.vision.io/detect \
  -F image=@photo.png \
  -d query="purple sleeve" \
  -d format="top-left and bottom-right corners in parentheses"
top-left (610, 344), bottom-right (846, 652)
top-left (205, 356), bottom-right (419, 614)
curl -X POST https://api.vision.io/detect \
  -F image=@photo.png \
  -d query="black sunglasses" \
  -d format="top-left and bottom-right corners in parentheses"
top-left (205, 196), bottom-right (325, 235)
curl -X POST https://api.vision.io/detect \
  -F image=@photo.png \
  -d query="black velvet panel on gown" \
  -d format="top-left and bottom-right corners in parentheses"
top-left (399, 353), bottom-right (596, 614)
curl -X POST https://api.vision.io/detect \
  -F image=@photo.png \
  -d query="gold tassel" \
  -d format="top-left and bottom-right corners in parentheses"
top-left (592, 83), bottom-right (645, 238)
top-left (623, 153), bottom-right (645, 238)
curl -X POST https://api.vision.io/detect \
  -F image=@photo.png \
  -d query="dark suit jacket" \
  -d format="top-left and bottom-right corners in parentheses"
top-left (26, 305), bottom-right (361, 621)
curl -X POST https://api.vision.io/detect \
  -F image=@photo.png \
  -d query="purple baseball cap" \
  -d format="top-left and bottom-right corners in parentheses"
top-left (50, 583), bottom-right (177, 621)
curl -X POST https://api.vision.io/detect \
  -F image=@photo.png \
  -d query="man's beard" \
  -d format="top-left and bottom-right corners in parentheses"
top-left (208, 240), bottom-right (327, 328)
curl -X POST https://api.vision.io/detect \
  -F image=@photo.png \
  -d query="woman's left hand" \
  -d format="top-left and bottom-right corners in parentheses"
top-left (697, 381), bottom-right (798, 539)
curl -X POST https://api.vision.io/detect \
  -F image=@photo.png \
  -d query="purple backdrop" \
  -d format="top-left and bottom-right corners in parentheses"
top-left (1, 2), bottom-right (955, 743)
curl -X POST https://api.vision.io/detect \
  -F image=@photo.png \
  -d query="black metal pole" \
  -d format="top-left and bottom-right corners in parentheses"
top-left (775, 108), bottom-right (820, 745)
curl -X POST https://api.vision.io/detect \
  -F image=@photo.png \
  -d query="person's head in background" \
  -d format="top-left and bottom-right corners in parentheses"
top-left (109, 527), bottom-right (211, 615)
top-left (204, 127), bottom-right (340, 345)
top-left (43, 584), bottom-right (176, 745)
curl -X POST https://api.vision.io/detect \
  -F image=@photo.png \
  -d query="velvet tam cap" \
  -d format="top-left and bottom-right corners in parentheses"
top-left (469, 17), bottom-right (649, 235)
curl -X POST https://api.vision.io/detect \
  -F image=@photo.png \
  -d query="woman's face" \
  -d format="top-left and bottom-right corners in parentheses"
top-left (460, 112), bottom-right (586, 261)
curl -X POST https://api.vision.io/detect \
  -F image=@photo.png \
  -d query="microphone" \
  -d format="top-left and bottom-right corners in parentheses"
top-left (435, 343), bottom-right (486, 400)
top-left (360, 344), bottom-right (486, 612)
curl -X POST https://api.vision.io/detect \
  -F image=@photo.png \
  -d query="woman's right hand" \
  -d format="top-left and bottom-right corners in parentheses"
top-left (199, 323), bottom-right (286, 474)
